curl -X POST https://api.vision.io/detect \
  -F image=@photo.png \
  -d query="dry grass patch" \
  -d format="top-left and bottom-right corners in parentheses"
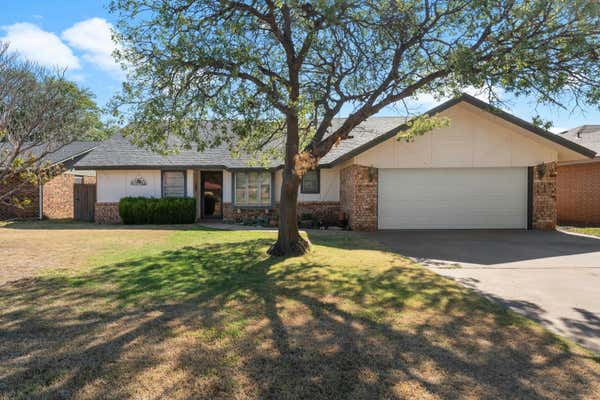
top-left (0, 221), bottom-right (188, 284)
top-left (0, 223), bottom-right (599, 399)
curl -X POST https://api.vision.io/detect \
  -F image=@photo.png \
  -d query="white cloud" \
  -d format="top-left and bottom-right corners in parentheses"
top-left (463, 86), bottom-right (505, 102)
top-left (1, 22), bottom-right (80, 69)
top-left (412, 86), bottom-right (505, 107)
top-left (61, 18), bottom-right (122, 75)
top-left (549, 127), bottom-right (568, 134)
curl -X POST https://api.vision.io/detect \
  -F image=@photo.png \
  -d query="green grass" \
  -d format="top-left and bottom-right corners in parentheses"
top-left (1, 224), bottom-right (599, 400)
top-left (564, 226), bottom-right (600, 238)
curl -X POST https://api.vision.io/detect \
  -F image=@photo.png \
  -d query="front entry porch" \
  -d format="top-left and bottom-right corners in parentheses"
top-left (195, 170), bottom-right (224, 221)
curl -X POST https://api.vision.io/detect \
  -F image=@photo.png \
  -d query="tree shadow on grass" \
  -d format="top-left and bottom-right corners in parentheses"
top-left (0, 234), bottom-right (599, 399)
top-left (562, 308), bottom-right (600, 354)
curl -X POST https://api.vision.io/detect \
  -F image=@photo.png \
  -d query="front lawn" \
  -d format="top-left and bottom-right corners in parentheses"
top-left (0, 222), bottom-right (599, 399)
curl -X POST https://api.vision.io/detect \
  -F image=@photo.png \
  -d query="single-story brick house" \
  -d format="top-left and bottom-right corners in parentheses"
top-left (0, 142), bottom-right (98, 220)
top-left (74, 94), bottom-right (595, 230)
top-left (557, 125), bottom-right (600, 225)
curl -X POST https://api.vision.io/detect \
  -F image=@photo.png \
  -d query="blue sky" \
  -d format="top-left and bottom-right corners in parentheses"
top-left (1, 1), bottom-right (121, 110)
top-left (2, 0), bottom-right (598, 133)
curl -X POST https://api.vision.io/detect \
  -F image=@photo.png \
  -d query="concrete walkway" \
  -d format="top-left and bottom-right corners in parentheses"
top-left (371, 230), bottom-right (600, 354)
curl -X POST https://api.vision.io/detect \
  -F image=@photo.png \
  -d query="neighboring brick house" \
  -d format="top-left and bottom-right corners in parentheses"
top-left (0, 142), bottom-right (98, 220)
top-left (74, 94), bottom-right (595, 231)
top-left (557, 125), bottom-right (600, 225)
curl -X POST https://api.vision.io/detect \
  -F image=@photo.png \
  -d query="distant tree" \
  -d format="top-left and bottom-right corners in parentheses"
top-left (110, 0), bottom-right (599, 256)
top-left (0, 43), bottom-right (106, 210)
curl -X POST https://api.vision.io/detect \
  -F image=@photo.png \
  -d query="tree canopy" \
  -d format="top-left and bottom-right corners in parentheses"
top-left (110, 0), bottom-right (599, 255)
top-left (0, 43), bottom-right (108, 208)
top-left (112, 0), bottom-right (598, 154)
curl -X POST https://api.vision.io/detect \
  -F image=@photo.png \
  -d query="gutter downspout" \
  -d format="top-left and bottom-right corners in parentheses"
top-left (38, 181), bottom-right (43, 220)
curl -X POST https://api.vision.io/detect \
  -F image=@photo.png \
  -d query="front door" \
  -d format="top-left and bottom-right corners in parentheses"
top-left (201, 171), bottom-right (223, 219)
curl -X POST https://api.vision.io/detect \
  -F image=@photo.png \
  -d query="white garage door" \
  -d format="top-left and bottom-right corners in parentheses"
top-left (378, 168), bottom-right (527, 229)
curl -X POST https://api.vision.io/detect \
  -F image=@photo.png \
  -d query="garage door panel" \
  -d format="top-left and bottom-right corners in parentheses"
top-left (378, 168), bottom-right (527, 229)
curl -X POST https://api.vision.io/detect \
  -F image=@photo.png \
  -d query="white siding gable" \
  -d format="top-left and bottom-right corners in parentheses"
top-left (355, 102), bottom-right (558, 168)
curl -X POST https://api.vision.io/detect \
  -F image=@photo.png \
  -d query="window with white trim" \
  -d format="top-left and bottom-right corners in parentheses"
top-left (234, 171), bottom-right (271, 206)
top-left (301, 169), bottom-right (320, 194)
top-left (162, 171), bottom-right (186, 197)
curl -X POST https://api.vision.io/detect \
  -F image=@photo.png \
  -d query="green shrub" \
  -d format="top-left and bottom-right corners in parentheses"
top-left (300, 213), bottom-right (314, 221)
top-left (119, 197), bottom-right (196, 224)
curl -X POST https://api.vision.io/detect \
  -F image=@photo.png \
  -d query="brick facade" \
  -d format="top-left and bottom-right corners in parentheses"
top-left (222, 201), bottom-right (341, 225)
top-left (340, 164), bottom-right (378, 231)
top-left (296, 202), bottom-right (341, 224)
top-left (95, 202), bottom-right (121, 224)
top-left (222, 203), bottom-right (273, 221)
top-left (0, 173), bottom-right (97, 221)
top-left (557, 161), bottom-right (600, 226)
top-left (92, 163), bottom-right (560, 231)
top-left (98, 200), bottom-right (340, 225)
top-left (43, 174), bottom-right (96, 219)
top-left (532, 162), bottom-right (558, 230)
top-left (42, 174), bottom-right (75, 219)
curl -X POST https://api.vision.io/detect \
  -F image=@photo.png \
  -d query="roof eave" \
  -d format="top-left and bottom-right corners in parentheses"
top-left (50, 146), bottom-right (100, 167)
top-left (73, 164), bottom-right (281, 171)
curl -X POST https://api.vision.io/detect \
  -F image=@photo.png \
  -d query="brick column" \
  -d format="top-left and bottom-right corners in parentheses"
top-left (532, 162), bottom-right (557, 230)
top-left (340, 164), bottom-right (378, 231)
top-left (42, 174), bottom-right (75, 219)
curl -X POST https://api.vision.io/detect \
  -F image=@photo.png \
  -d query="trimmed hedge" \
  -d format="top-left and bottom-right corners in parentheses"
top-left (119, 197), bottom-right (196, 224)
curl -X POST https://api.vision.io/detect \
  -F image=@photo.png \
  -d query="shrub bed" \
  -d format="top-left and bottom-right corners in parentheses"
top-left (119, 197), bottom-right (196, 224)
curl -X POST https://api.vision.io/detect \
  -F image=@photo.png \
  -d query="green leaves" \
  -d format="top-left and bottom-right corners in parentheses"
top-left (0, 42), bottom-right (107, 208)
top-left (531, 115), bottom-right (554, 131)
top-left (109, 0), bottom-right (599, 160)
top-left (398, 115), bottom-right (451, 142)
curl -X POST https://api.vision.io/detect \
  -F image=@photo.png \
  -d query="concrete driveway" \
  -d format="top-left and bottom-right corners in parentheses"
top-left (371, 230), bottom-right (600, 353)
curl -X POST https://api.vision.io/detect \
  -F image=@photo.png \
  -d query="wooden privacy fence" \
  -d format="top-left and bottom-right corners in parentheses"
top-left (74, 183), bottom-right (96, 221)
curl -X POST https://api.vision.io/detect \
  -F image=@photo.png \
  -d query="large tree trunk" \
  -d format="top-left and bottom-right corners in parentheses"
top-left (268, 115), bottom-right (309, 257)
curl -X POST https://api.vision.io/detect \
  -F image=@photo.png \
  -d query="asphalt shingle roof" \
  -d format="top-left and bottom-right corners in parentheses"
top-left (42, 141), bottom-right (100, 165)
top-left (1, 141), bottom-right (99, 168)
top-left (74, 134), bottom-right (282, 169)
top-left (74, 93), bottom-right (595, 170)
top-left (74, 116), bottom-right (407, 170)
top-left (560, 125), bottom-right (600, 156)
top-left (320, 117), bottom-right (407, 165)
